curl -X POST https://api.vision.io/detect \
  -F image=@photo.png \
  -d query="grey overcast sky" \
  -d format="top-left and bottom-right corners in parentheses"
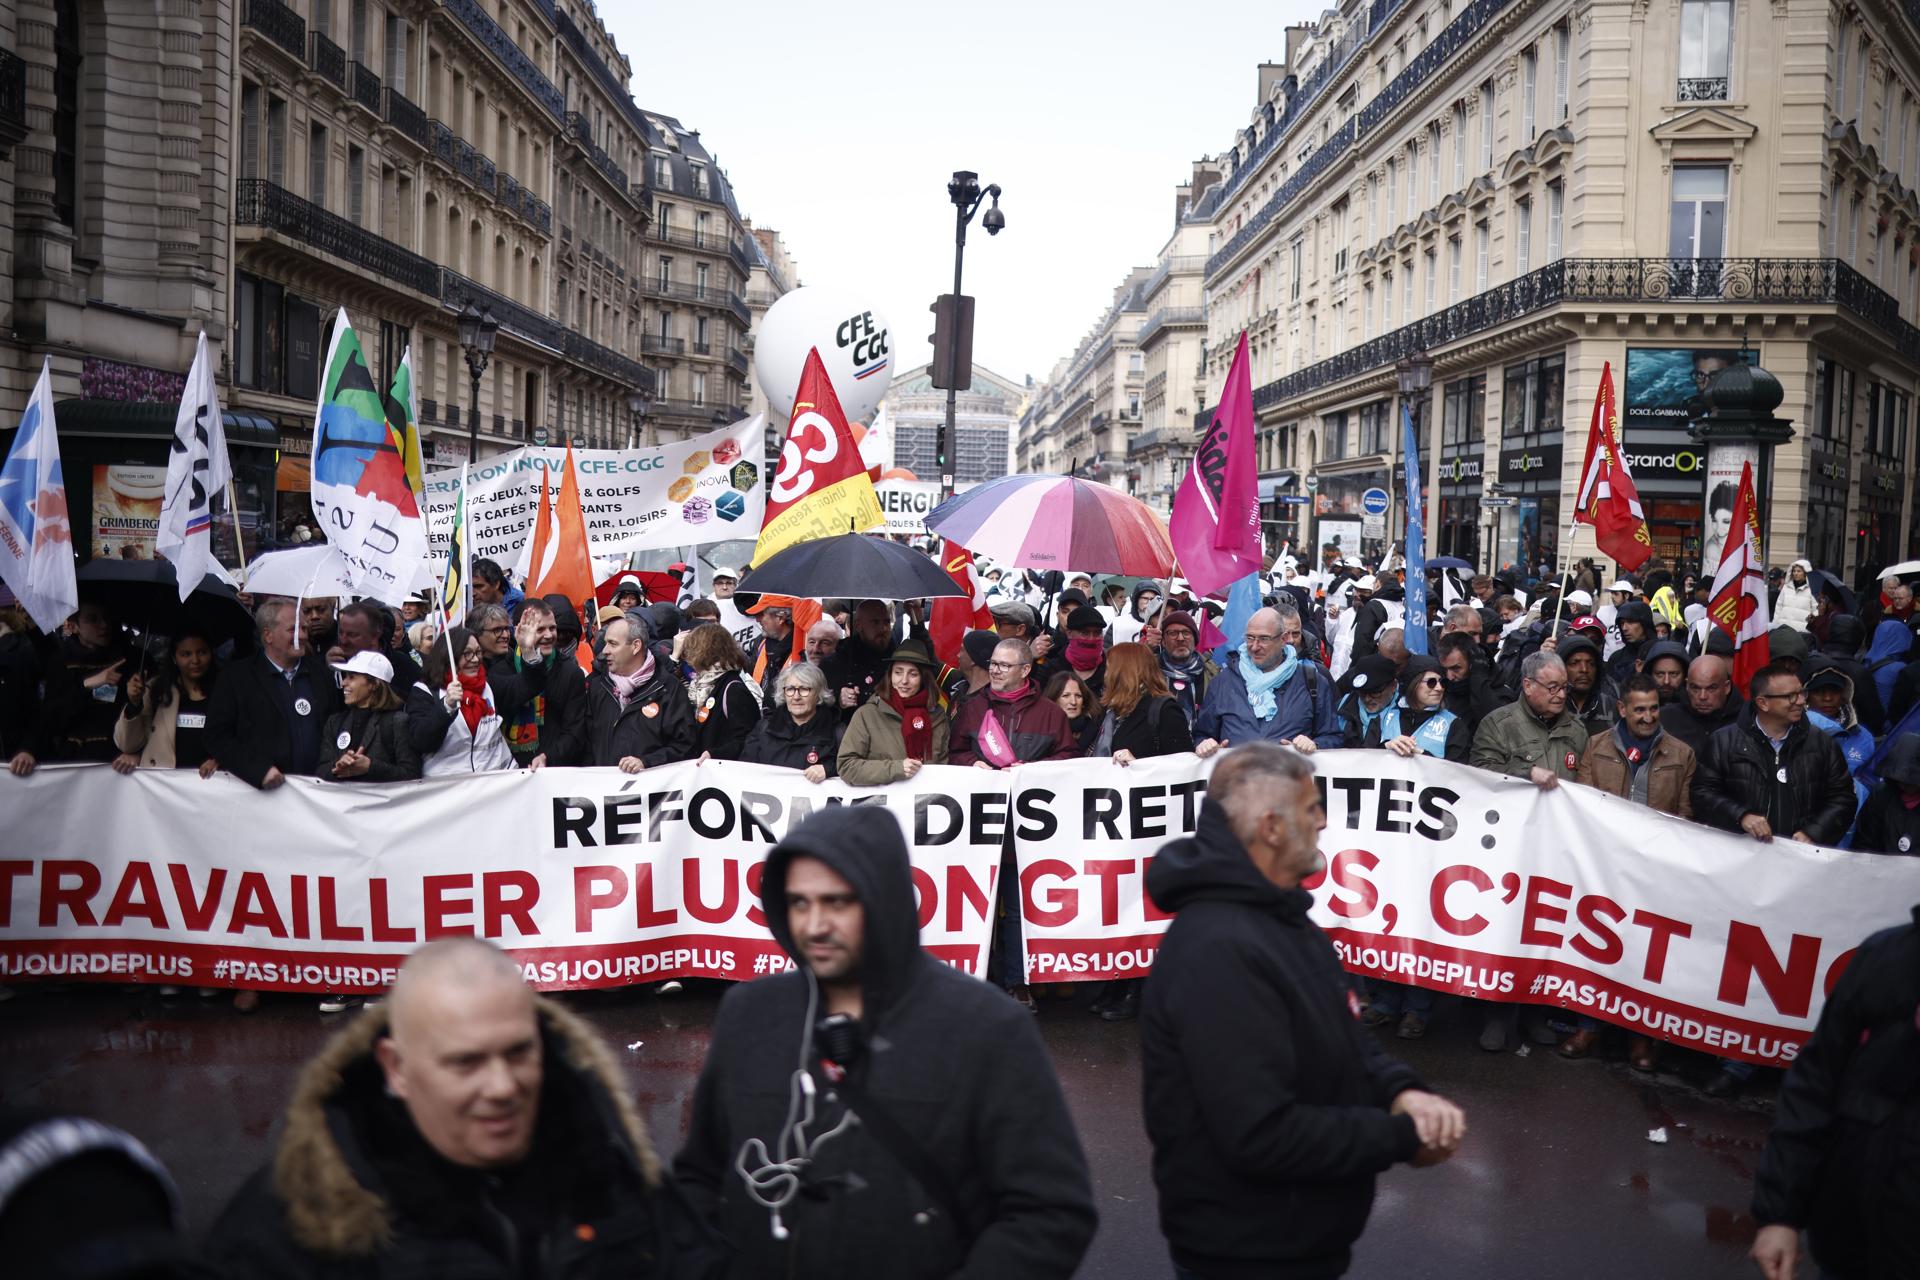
top-left (602, 0), bottom-right (1318, 388)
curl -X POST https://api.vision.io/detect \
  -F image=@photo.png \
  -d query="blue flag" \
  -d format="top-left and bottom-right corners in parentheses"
top-left (1214, 570), bottom-right (1265, 662)
top-left (1402, 402), bottom-right (1429, 656)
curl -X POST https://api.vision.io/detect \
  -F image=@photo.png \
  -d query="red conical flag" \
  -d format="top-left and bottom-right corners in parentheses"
top-left (928, 539), bottom-right (994, 667)
top-left (1707, 460), bottom-right (1770, 694)
top-left (754, 348), bottom-right (884, 563)
top-left (1572, 362), bottom-right (1654, 571)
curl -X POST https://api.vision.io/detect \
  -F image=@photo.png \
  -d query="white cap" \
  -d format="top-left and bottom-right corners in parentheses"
top-left (1607, 578), bottom-right (1636, 594)
top-left (1566, 589), bottom-right (1594, 607)
top-left (1356, 574), bottom-right (1381, 591)
top-left (1344, 556), bottom-right (1365, 568)
top-left (711, 566), bottom-right (739, 581)
top-left (330, 650), bottom-right (394, 683)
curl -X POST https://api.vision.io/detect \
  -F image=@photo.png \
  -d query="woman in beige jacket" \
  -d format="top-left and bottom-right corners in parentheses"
top-left (837, 638), bottom-right (950, 785)
top-left (112, 628), bottom-right (220, 778)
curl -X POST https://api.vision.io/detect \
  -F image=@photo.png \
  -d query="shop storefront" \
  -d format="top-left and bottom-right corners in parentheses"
top-left (1622, 346), bottom-right (1755, 574)
top-left (1495, 354), bottom-right (1565, 575)
top-left (1314, 465), bottom-right (1390, 563)
top-left (1259, 470), bottom-right (1303, 557)
top-left (1855, 381), bottom-right (1909, 578)
top-left (1437, 375), bottom-right (1485, 564)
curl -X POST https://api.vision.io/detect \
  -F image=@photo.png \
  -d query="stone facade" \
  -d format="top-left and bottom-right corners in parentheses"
top-left (1015, 269), bottom-right (1152, 489)
top-left (884, 362), bottom-right (1025, 488)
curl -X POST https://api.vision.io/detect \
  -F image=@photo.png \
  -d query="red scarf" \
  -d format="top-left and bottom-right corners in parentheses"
top-left (456, 668), bottom-right (490, 736)
top-left (887, 687), bottom-right (933, 759)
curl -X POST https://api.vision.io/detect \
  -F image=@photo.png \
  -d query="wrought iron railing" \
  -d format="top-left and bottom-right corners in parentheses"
top-left (445, 0), bottom-right (564, 119)
top-left (526, 196), bottom-right (551, 234)
top-left (563, 330), bottom-right (653, 391)
top-left (456, 140), bottom-right (478, 183)
top-left (691, 341), bottom-right (712, 356)
top-left (475, 155), bottom-right (497, 198)
top-left (383, 86), bottom-right (430, 149)
top-left (642, 278), bottom-right (742, 308)
top-left (444, 270), bottom-right (565, 350)
top-left (349, 61), bottom-right (381, 115)
top-left (727, 348), bottom-right (750, 377)
top-left (1136, 305), bottom-right (1208, 348)
top-left (308, 31), bottom-right (346, 89)
top-left (1676, 76), bottom-right (1730, 102)
top-left (643, 335), bottom-right (685, 355)
top-left (564, 111), bottom-right (630, 196)
top-left (236, 178), bottom-right (440, 296)
top-left (499, 173), bottom-right (524, 217)
top-left (430, 119), bottom-right (456, 167)
top-left (1245, 257), bottom-right (1920, 410)
top-left (729, 237), bottom-right (752, 275)
top-left (244, 0), bottom-right (306, 59)
top-left (650, 223), bottom-right (733, 251)
top-left (726, 291), bottom-right (751, 328)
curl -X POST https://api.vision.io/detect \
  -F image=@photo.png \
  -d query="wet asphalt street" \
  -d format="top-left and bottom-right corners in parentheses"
top-left (1, 983), bottom-right (1777, 1278)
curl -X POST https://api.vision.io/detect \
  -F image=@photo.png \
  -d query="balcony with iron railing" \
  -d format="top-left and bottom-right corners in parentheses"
top-left (728, 237), bottom-right (752, 275)
top-left (690, 341), bottom-right (712, 356)
top-left (643, 335), bottom-right (685, 355)
top-left (563, 111), bottom-right (631, 197)
top-left (725, 291), bottom-right (751, 328)
top-left (0, 49), bottom-right (26, 156)
top-left (430, 119), bottom-right (456, 167)
top-left (475, 155), bottom-right (497, 198)
top-left (728, 348), bottom-right (749, 377)
top-left (456, 140), bottom-right (478, 184)
top-left (349, 61), bottom-right (381, 115)
top-left (383, 86), bottom-right (430, 150)
top-left (243, 0), bottom-right (306, 60)
top-left (236, 178), bottom-right (440, 297)
top-left (445, 0), bottom-right (564, 119)
top-left (1135, 305), bottom-right (1208, 348)
top-left (1676, 76), bottom-right (1729, 101)
top-left (1142, 254), bottom-right (1209, 301)
top-left (1246, 257), bottom-right (1920, 411)
top-left (498, 173), bottom-right (524, 218)
top-left (307, 31), bottom-right (346, 90)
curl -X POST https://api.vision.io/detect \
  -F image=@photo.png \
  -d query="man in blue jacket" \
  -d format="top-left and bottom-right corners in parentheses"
top-left (1194, 604), bottom-right (1344, 757)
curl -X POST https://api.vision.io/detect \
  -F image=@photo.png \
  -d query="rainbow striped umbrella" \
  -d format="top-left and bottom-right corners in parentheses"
top-left (926, 475), bottom-right (1176, 576)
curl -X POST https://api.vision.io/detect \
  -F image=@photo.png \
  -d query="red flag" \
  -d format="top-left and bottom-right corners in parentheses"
top-left (1572, 362), bottom-right (1654, 571)
top-left (929, 539), bottom-right (994, 665)
top-left (1707, 460), bottom-right (1771, 694)
top-left (754, 349), bottom-right (884, 562)
top-left (529, 443), bottom-right (595, 610)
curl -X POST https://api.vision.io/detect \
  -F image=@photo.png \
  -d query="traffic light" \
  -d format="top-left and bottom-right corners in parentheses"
top-left (928, 293), bottom-right (976, 390)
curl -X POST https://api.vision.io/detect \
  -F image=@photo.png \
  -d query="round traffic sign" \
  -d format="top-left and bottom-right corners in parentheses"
top-left (1361, 486), bottom-right (1390, 516)
top-left (1304, 473), bottom-right (1320, 492)
top-left (532, 425), bottom-right (550, 447)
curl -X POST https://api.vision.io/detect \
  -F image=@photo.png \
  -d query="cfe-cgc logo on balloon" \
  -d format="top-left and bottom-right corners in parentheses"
top-left (836, 311), bottom-right (890, 371)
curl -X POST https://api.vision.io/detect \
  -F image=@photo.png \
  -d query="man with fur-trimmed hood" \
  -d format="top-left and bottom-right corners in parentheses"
top-left (205, 938), bottom-right (715, 1278)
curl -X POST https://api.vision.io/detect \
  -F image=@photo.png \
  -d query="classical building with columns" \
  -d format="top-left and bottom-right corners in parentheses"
top-left (1193, 0), bottom-right (1920, 587)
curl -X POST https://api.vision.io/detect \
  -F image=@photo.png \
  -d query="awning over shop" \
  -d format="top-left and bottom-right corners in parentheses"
top-left (1258, 471), bottom-right (1298, 501)
top-left (276, 453), bottom-right (311, 492)
top-left (52, 399), bottom-right (281, 449)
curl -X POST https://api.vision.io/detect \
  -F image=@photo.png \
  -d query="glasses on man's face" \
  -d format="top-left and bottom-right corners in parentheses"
top-left (988, 660), bottom-right (1027, 672)
top-left (1758, 688), bottom-right (1807, 703)
top-left (1244, 631), bottom-right (1282, 646)
top-left (1528, 679), bottom-right (1568, 695)
top-left (484, 625), bottom-right (512, 636)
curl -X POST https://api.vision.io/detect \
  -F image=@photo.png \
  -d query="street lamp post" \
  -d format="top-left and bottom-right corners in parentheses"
top-left (938, 170), bottom-right (1004, 502)
top-left (626, 387), bottom-right (653, 449)
top-left (458, 302), bottom-right (498, 463)
top-left (1395, 349), bottom-right (1434, 564)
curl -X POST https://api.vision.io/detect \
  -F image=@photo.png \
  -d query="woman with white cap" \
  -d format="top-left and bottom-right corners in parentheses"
top-left (318, 651), bottom-right (422, 783)
top-left (1774, 559), bottom-right (1818, 632)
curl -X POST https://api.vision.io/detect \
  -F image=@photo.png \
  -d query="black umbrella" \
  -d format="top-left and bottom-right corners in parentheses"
top-left (76, 558), bottom-right (255, 651)
top-left (735, 534), bottom-right (969, 602)
top-left (1806, 568), bottom-right (1857, 617)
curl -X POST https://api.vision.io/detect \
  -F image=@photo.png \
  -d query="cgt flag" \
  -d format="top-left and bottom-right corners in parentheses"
top-left (156, 330), bottom-right (232, 601)
top-left (1169, 331), bottom-right (1261, 598)
top-left (928, 539), bottom-right (994, 667)
top-left (312, 309), bottom-right (430, 605)
top-left (1707, 460), bottom-right (1770, 694)
top-left (1572, 361), bottom-right (1654, 572)
top-left (753, 348), bottom-right (884, 564)
top-left (0, 358), bottom-right (78, 633)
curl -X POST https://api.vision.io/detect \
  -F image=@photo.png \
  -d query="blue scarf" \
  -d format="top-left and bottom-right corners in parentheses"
top-left (1238, 645), bottom-right (1298, 721)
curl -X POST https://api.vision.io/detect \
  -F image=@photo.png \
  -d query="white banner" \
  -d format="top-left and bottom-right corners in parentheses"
top-left (1006, 752), bottom-right (1920, 1068)
top-left (874, 479), bottom-right (973, 535)
top-left (0, 762), bottom-right (1001, 992)
top-left (421, 417), bottom-right (766, 565)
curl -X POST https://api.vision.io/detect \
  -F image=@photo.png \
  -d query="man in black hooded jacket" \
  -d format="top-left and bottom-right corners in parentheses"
top-left (1141, 741), bottom-right (1466, 1279)
top-left (675, 805), bottom-right (1096, 1279)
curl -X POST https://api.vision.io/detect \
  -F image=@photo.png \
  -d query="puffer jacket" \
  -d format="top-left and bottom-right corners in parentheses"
top-left (1690, 707), bottom-right (1857, 845)
top-left (1773, 562), bottom-right (1817, 632)
top-left (206, 1000), bottom-right (718, 1280)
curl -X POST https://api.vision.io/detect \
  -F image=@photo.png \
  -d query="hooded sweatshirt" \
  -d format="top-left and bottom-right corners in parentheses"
top-left (673, 806), bottom-right (1096, 1280)
top-left (1866, 619), bottom-right (1913, 708)
top-left (1141, 800), bottom-right (1423, 1280)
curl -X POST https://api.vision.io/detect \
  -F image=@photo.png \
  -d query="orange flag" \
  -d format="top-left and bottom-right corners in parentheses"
top-left (530, 443), bottom-right (595, 610)
top-left (525, 465), bottom-right (554, 591)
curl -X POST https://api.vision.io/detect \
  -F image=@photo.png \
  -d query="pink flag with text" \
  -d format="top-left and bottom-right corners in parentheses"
top-left (1169, 331), bottom-right (1261, 598)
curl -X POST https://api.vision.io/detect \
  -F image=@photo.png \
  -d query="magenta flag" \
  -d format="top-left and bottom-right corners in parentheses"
top-left (1169, 331), bottom-right (1262, 597)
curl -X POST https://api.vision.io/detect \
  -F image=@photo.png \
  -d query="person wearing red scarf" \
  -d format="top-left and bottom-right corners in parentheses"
top-left (420, 626), bottom-right (515, 776)
top-left (838, 639), bottom-right (950, 785)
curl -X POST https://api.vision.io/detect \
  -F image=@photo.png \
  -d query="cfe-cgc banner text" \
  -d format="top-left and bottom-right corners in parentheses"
top-left (420, 416), bottom-right (767, 564)
top-left (5, 755), bottom-right (1917, 1066)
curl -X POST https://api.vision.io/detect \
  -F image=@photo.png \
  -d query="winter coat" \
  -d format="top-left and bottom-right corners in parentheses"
top-left (420, 682), bottom-right (516, 777)
top-left (838, 696), bottom-right (952, 785)
top-left (948, 681), bottom-right (1077, 768)
top-left (488, 651), bottom-right (589, 767)
top-left (1751, 907), bottom-right (1920, 1279)
top-left (1094, 694), bottom-right (1194, 759)
top-left (1658, 692), bottom-right (1745, 756)
top-left (112, 682), bottom-right (215, 769)
top-left (1887, 660), bottom-right (1920, 727)
top-left (1853, 734), bottom-right (1920, 856)
top-left (688, 670), bottom-right (761, 760)
top-left (584, 666), bottom-right (697, 769)
top-left (1194, 653), bottom-right (1344, 749)
top-left (1141, 799), bottom-right (1424, 1279)
top-left (205, 999), bottom-right (717, 1280)
top-left (0, 630), bottom-right (41, 757)
top-left (318, 706), bottom-right (422, 783)
top-left (1575, 724), bottom-right (1696, 818)
top-left (1367, 702), bottom-right (1472, 762)
top-left (1442, 644), bottom-right (1514, 736)
top-left (739, 706), bottom-right (844, 774)
top-left (1470, 698), bottom-right (1589, 781)
top-left (1565, 677), bottom-right (1621, 738)
top-left (1865, 619), bottom-right (1913, 709)
top-left (1157, 652), bottom-right (1218, 724)
top-left (37, 635), bottom-right (138, 761)
top-left (1690, 708), bottom-right (1857, 845)
top-left (1773, 567), bottom-right (1817, 632)
top-left (821, 637), bottom-right (893, 721)
top-left (205, 651), bottom-right (344, 788)
top-left (673, 806), bottom-right (1097, 1280)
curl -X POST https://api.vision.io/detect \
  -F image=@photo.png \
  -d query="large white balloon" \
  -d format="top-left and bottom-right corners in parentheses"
top-left (752, 287), bottom-right (892, 426)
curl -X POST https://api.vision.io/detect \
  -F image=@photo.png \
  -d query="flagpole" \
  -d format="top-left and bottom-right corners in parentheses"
top-left (1546, 512), bottom-right (1581, 630)
top-left (224, 473), bottom-right (249, 590)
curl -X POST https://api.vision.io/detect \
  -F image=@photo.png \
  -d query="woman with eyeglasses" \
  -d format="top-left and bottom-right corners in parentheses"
top-left (740, 662), bottom-right (843, 782)
top-left (1380, 655), bottom-right (1471, 762)
top-left (418, 626), bottom-right (515, 776)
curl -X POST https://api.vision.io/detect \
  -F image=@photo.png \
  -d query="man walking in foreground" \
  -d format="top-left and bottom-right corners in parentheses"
top-left (1141, 741), bottom-right (1467, 1279)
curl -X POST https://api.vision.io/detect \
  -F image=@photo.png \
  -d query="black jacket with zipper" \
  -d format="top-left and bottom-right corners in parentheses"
top-left (1098, 693), bottom-right (1194, 759)
top-left (317, 706), bottom-right (422, 783)
top-left (1142, 800), bottom-right (1423, 1280)
top-left (487, 651), bottom-right (589, 767)
top-left (737, 705), bottom-right (843, 774)
top-left (1691, 707), bottom-right (1857, 844)
top-left (583, 666), bottom-right (695, 768)
top-left (673, 806), bottom-right (1097, 1280)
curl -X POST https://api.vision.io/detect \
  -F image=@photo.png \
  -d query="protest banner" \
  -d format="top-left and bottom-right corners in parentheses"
top-left (1006, 752), bottom-right (1920, 1067)
top-left (0, 761), bottom-right (1003, 995)
top-left (420, 416), bottom-right (766, 564)
top-left (875, 479), bottom-right (975, 535)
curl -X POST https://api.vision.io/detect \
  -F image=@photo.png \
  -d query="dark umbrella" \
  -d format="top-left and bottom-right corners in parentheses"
top-left (1806, 568), bottom-right (1857, 616)
top-left (735, 534), bottom-right (969, 602)
top-left (1425, 556), bottom-right (1474, 571)
top-left (76, 559), bottom-right (255, 651)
